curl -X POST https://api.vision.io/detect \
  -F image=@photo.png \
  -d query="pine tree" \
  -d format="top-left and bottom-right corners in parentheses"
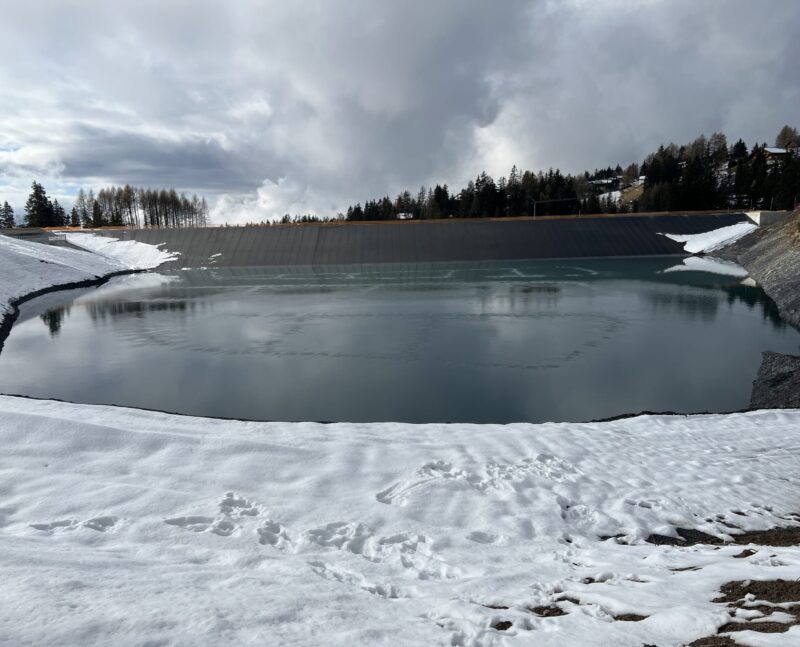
top-left (23, 181), bottom-right (54, 227)
top-left (69, 206), bottom-right (81, 227)
top-left (730, 139), bottom-right (748, 161)
top-left (91, 200), bottom-right (104, 228)
top-left (0, 201), bottom-right (15, 228)
top-left (52, 199), bottom-right (67, 227)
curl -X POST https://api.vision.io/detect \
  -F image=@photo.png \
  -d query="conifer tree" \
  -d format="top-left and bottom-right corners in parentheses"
top-left (91, 200), bottom-right (104, 228)
top-left (52, 199), bottom-right (66, 227)
top-left (23, 181), bottom-right (53, 227)
top-left (0, 201), bottom-right (15, 228)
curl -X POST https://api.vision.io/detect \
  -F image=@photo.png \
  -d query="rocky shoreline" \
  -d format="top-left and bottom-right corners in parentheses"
top-left (750, 351), bottom-right (800, 409)
top-left (717, 210), bottom-right (800, 410)
top-left (719, 209), bottom-right (800, 327)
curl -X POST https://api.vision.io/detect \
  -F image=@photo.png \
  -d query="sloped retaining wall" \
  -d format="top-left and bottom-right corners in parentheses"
top-left (97, 212), bottom-right (749, 268)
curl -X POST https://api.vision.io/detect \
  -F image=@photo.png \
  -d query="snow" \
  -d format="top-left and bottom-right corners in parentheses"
top-left (660, 222), bottom-right (757, 254)
top-left (64, 232), bottom-right (180, 270)
top-left (663, 255), bottom-right (750, 277)
top-left (598, 190), bottom-right (622, 202)
top-left (0, 395), bottom-right (799, 646)
top-left (0, 234), bottom-right (122, 319)
top-left (0, 233), bottom-right (177, 320)
top-left (3, 228), bottom-right (800, 645)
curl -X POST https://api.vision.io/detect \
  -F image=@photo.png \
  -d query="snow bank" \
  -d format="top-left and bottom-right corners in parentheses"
top-left (0, 233), bottom-right (177, 321)
top-left (660, 222), bottom-right (757, 254)
top-left (1, 394), bottom-right (798, 646)
top-left (64, 232), bottom-right (180, 270)
top-left (0, 234), bottom-right (123, 318)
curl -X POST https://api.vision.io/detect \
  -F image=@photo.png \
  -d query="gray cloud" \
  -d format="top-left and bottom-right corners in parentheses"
top-left (0, 0), bottom-right (797, 221)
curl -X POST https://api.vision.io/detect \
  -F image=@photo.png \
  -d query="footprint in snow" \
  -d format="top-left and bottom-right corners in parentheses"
top-left (304, 522), bottom-right (460, 580)
top-left (377, 455), bottom-right (578, 506)
top-left (466, 530), bottom-right (507, 545)
top-left (164, 516), bottom-right (237, 537)
top-left (164, 492), bottom-right (264, 538)
top-left (218, 492), bottom-right (262, 518)
top-left (308, 560), bottom-right (409, 599)
top-left (376, 461), bottom-right (469, 505)
top-left (257, 519), bottom-right (294, 550)
top-left (30, 516), bottom-right (120, 533)
top-left (30, 519), bottom-right (79, 532)
top-left (82, 515), bottom-right (120, 532)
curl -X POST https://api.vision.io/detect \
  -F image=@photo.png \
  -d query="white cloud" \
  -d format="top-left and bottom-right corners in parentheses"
top-left (0, 0), bottom-right (797, 223)
top-left (211, 178), bottom-right (322, 223)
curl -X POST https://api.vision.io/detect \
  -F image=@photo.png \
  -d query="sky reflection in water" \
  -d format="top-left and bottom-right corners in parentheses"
top-left (1, 258), bottom-right (798, 423)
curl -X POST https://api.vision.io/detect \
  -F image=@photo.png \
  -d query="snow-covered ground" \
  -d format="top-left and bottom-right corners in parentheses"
top-left (598, 190), bottom-right (622, 203)
top-left (661, 222), bottom-right (758, 254)
top-left (0, 233), bottom-right (177, 320)
top-left (0, 395), bottom-right (798, 646)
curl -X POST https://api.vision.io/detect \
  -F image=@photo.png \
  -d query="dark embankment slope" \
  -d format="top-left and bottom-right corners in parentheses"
top-left (719, 209), bottom-right (800, 410)
top-left (750, 351), bottom-right (800, 410)
top-left (719, 209), bottom-right (800, 327)
top-left (100, 212), bottom-right (748, 269)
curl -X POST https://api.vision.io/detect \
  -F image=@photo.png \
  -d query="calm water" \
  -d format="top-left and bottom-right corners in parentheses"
top-left (1, 258), bottom-right (798, 423)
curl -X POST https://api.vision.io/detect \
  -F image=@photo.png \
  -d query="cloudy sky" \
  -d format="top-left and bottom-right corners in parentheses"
top-left (1, 0), bottom-right (798, 222)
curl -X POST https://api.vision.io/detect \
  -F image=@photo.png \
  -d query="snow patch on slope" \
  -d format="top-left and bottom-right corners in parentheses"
top-left (1, 395), bottom-right (799, 646)
top-left (64, 233), bottom-right (180, 270)
top-left (0, 233), bottom-right (177, 320)
top-left (0, 234), bottom-right (122, 318)
top-left (660, 222), bottom-right (757, 254)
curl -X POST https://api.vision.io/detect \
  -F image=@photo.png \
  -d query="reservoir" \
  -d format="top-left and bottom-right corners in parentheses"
top-left (1, 257), bottom-right (798, 423)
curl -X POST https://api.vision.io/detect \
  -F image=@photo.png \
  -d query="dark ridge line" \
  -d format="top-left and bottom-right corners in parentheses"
top-left (0, 269), bottom-right (144, 354)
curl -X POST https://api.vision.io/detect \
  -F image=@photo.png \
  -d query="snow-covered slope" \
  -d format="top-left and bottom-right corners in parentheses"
top-left (65, 232), bottom-right (180, 269)
top-left (0, 394), bottom-right (798, 646)
top-left (0, 233), bottom-right (176, 320)
top-left (660, 222), bottom-right (757, 254)
top-left (0, 234), bottom-right (123, 319)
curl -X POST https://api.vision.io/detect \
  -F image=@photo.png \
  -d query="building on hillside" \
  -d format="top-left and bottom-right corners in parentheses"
top-left (589, 176), bottom-right (622, 191)
top-left (752, 145), bottom-right (798, 169)
top-left (763, 144), bottom-right (798, 158)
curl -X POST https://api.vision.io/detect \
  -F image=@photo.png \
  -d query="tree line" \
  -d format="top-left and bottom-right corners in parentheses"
top-left (0, 183), bottom-right (209, 229)
top-left (343, 124), bottom-right (800, 221)
top-left (2, 125), bottom-right (797, 230)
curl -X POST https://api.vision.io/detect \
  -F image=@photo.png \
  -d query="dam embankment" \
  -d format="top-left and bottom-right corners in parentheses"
top-left (719, 209), bottom-right (800, 328)
top-left (97, 212), bottom-right (749, 269)
top-left (716, 209), bottom-right (800, 411)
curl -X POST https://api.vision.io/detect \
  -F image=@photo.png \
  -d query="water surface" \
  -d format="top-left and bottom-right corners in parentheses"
top-left (1, 258), bottom-right (798, 423)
